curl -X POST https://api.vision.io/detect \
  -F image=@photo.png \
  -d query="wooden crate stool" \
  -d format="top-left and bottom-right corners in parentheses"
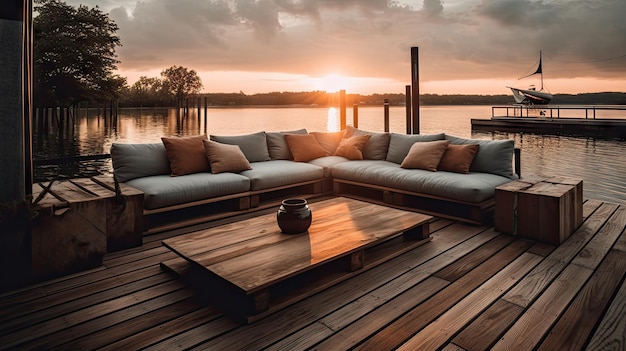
top-left (518, 177), bottom-right (583, 245)
top-left (496, 176), bottom-right (583, 245)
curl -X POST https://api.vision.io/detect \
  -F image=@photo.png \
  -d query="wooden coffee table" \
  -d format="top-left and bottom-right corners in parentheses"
top-left (161, 197), bottom-right (432, 323)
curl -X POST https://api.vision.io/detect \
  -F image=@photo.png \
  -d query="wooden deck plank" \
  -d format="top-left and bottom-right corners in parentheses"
top-left (20, 289), bottom-right (195, 350)
top-left (502, 202), bottom-right (618, 308)
top-left (352, 239), bottom-right (535, 351)
top-left (0, 199), bottom-right (622, 351)
top-left (537, 249), bottom-right (626, 351)
top-left (491, 264), bottom-right (594, 350)
top-left (320, 229), bottom-right (500, 332)
top-left (451, 299), bottom-right (525, 351)
top-left (396, 252), bottom-right (543, 350)
top-left (585, 275), bottom-right (626, 350)
top-left (572, 206), bottom-right (626, 269)
top-left (0, 280), bottom-right (185, 349)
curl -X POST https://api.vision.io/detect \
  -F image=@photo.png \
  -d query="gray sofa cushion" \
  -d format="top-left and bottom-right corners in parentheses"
top-left (386, 133), bottom-right (445, 164)
top-left (445, 135), bottom-right (515, 179)
top-left (332, 160), bottom-right (511, 203)
top-left (210, 131), bottom-right (270, 162)
top-left (308, 155), bottom-right (350, 178)
top-left (126, 173), bottom-right (250, 210)
top-left (242, 160), bottom-right (324, 191)
top-left (266, 129), bottom-right (308, 160)
top-left (111, 143), bottom-right (170, 182)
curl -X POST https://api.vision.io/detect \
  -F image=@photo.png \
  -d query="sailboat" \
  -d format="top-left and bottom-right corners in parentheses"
top-left (507, 51), bottom-right (553, 105)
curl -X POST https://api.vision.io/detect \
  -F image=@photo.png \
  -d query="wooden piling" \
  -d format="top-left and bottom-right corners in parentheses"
top-left (340, 90), bottom-right (346, 130)
top-left (384, 99), bottom-right (390, 132)
top-left (405, 85), bottom-right (412, 134)
top-left (353, 103), bottom-right (359, 128)
top-left (411, 47), bottom-right (420, 134)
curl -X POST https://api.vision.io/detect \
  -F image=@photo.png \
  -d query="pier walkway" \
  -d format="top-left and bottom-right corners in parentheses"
top-left (0, 198), bottom-right (624, 350)
top-left (472, 105), bottom-right (626, 139)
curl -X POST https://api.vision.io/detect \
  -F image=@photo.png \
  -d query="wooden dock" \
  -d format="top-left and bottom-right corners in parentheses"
top-left (472, 105), bottom-right (626, 139)
top-left (0, 198), bottom-right (624, 350)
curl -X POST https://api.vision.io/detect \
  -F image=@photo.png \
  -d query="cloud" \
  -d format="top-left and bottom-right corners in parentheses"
top-left (62, 0), bottom-right (626, 92)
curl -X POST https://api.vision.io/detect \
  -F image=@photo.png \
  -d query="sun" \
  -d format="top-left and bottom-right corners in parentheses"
top-left (313, 73), bottom-right (350, 93)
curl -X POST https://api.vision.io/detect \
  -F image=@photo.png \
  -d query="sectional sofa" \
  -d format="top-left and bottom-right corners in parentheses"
top-left (111, 126), bottom-right (518, 233)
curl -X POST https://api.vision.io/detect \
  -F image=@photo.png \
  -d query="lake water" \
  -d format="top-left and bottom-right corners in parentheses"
top-left (33, 105), bottom-right (626, 204)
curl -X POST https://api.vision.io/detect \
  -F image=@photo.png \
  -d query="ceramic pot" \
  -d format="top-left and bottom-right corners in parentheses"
top-left (277, 198), bottom-right (312, 234)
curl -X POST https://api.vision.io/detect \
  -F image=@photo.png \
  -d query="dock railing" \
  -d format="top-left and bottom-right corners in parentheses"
top-left (492, 105), bottom-right (626, 119)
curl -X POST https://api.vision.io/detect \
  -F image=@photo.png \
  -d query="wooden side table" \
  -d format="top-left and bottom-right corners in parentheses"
top-left (495, 176), bottom-right (583, 245)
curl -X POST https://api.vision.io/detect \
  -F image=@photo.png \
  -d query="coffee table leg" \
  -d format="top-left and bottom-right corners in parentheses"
top-left (350, 250), bottom-right (365, 271)
top-left (249, 289), bottom-right (270, 315)
top-left (403, 223), bottom-right (430, 241)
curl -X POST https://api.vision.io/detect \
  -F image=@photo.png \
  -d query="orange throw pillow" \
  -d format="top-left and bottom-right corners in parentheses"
top-left (203, 140), bottom-right (252, 174)
top-left (334, 135), bottom-right (371, 160)
top-left (161, 135), bottom-right (209, 176)
top-left (284, 134), bottom-right (329, 162)
top-left (400, 140), bottom-right (450, 171)
top-left (438, 144), bottom-right (480, 174)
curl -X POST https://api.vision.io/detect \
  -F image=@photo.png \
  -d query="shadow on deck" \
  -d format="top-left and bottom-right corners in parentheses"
top-left (0, 198), bottom-right (624, 350)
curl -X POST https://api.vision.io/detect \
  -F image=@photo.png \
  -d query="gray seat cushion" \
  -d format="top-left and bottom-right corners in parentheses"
top-left (242, 160), bottom-right (324, 191)
top-left (111, 143), bottom-right (170, 182)
top-left (127, 173), bottom-right (250, 210)
top-left (332, 160), bottom-right (511, 203)
top-left (308, 155), bottom-right (350, 178)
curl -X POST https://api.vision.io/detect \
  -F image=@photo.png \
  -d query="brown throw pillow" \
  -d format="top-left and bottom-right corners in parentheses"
top-left (400, 140), bottom-right (450, 171)
top-left (203, 140), bottom-right (251, 174)
top-left (161, 135), bottom-right (209, 176)
top-left (310, 131), bottom-right (345, 155)
top-left (438, 144), bottom-right (480, 174)
top-left (284, 134), bottom-right (329, 162)
top-left (334, 135), bottom-right (371, 160)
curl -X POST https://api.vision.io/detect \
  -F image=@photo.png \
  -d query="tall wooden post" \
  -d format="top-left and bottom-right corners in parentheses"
top-left (204, 96), bottom-right (208, 134)
top-left (0, 0), bottom-right (30, 201)
top-left (383, 99), bottom-right (390, 132)
top-left (339, 89), bottom-right (346, 130)
top-left (0, 0), bottom-right (33, 292)
top-left (353, 103), bottom-right (359, 128)
top-left (411, 47), bottom-right (420, 134)
top-left (405, 85), bottom-right (412, 134)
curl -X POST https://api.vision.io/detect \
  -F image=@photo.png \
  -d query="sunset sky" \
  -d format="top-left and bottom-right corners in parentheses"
top-left (62, 0), bottom-right (626, 95)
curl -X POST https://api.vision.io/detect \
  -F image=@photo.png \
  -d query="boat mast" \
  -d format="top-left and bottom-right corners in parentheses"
top-left (539, 50), bottom-right (544, 91)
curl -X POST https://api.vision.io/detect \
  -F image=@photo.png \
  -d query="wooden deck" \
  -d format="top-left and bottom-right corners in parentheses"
top-left (1, 198), bottom-right (624, 350)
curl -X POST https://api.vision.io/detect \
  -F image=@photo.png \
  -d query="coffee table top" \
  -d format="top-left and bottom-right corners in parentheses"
top-left (163, 197), bottom-right (432, 294)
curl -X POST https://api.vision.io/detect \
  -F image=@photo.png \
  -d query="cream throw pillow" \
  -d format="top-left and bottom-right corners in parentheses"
top-left (203, 140), bottom-right (252, 174)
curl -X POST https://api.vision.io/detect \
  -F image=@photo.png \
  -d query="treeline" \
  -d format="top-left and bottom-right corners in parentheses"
top-left (168, 91), bottom-right (626, 107)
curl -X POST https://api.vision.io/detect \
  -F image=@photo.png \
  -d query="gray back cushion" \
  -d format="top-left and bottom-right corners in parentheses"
top-left (111, 143), bottom-right (171, 182)
top-left (386, 133), bottom-right (445, 164)
top-left (346, 126), bottom-right (391, 160)
top-left (445, 135), bottom-right (515, 178)
top-left (210, 131), bottom-right (270, 162)
top-left (266, 129), bottom-right (308, 160)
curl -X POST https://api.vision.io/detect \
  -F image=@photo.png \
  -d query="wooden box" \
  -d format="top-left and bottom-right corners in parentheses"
top-left (517, 178), bottom-right (583, 245)
top-left (31, 178), bottom-right (144, 280)
top-left (494, 175), bottom-right (547, 235)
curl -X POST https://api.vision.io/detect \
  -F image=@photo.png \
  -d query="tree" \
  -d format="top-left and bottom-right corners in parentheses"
top-left (129, 76), bottom-right (165, 107)
top-left (33, 0), bottom-right (123, 108)
top-left (161, 66), bottom-right (203, 109)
